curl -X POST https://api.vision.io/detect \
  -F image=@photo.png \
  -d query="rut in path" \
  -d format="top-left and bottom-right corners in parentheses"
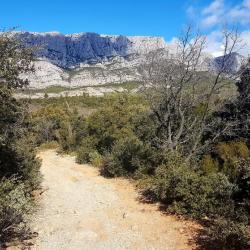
top-left (32, 150), bottom-right (199, 250)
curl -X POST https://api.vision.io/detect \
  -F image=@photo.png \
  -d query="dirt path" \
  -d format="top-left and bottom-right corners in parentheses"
top-left (32, 150), bottom-right (199, 250)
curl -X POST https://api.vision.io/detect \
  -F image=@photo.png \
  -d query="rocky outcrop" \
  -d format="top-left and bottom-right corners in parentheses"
top-left (15, 32), bottom-right (167, 68)
top-left (15, 32), bottom-right (246, 89)
top-left (212, 52), bottom-right (246, 74)
top-left (14, 31), bottom-right (168, 88)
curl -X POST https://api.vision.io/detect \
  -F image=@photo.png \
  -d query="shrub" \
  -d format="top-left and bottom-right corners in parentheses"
top-left (30, 105), bottom-right (71, 145)
top-left (76, 145), bottom-right (95, 164)
top-left (202, 141), bottom-right (250, 181)
top-left (76, 136), bottom-right (98, 164)
top-left (0, 137), bottom-right (42, 191)
top-left (57, 111), bottom-right (86, 152)
top-left (146, 155), bottom-right (235, 218)
top-left (101, 136), bottom-right (143, 177)
top-left (101, 135), bottom-right (158, 178)
top-left (0, 178), bottom-right (34, 245)
top-left (0, 32), bottom-right (41, 247)
top-left (208, 218), bottom-right (250, 250)
top-left (89, 151), bottom-right (103, 168)
top-left (84, 94), bottom-right (147, 154)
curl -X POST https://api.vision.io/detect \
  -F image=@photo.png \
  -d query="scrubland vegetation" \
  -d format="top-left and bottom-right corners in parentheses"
top-left (28, 66), bottom-right (250, 249)
top-left (0, 32), bottom-right (41, 247)
top-left (1, 28), bottom-right (250, 249)
top-left (26, 29), bottom-right (250, 249)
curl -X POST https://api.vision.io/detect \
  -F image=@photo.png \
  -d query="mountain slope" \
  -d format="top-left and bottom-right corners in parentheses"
top-left (14, 32), bottom-right (167, 88)
top-left (15, 32), bottom-right (166, 68)
top-left (15, 32), bottom-right (246, 89)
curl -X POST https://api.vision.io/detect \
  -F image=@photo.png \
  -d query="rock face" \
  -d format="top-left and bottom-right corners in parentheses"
top-left (14, 32), bottom-right (246, 89)
top-left (15, 32), bottom-right (166, 68)
top-left (212, 52), bottom-right (246, 74)
top-left (14, 31), bottom-right (168, 88)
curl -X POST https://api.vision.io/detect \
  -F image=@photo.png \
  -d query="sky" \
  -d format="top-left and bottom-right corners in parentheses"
top-left (1, 0), bottom-right (250, 56)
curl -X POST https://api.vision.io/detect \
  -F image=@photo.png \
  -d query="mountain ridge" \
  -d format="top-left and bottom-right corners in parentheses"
top-left (14, 31), bottom-right (167, 68)
top-left (13, 31), bottom-right (246, 89)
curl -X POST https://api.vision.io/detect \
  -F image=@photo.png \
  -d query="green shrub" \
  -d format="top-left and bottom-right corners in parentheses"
top-left (146, 155), bottom-right (235, 218)
top-left (201, 154), bottom-right (220, 174)
top-left (0, 136), bottom-right (42, 191)
top-left (30, 105), bottom-right (71, 145)
top-left (202, 141), bottom-right (250, 182)
top-left (84, 94), bottom-right (147, 154)
top-left (0, 33), bottom-right (41, 247)
top-left (38, 141), bottom-right (59, 150)
top-left (76, 136), bottom-right (98, 164)
top-left (0, 178), bottom-right (34, 245)
top-left (101, 136), bottom-right (158, 178)
top-left (76, 146), bottom-right (95, 164)
top-left (89, 151), bottom-right (103, 168)
top-left (208, 218), bottom-right (250, 250)
top-left (101, 136), bottom-right (143, 177)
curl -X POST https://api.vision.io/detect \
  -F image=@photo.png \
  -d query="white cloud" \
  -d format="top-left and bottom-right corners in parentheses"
top-left (202, 0), bottom-right (224, 15)
top-left (228, 1), bottom-right (250, 25)
top-left (204, 31), bottom-right (223, 56)
top-left (188, 0), bottom-right (250, 29)
top-left (201, 14), bottom-right (220, 28)
top-left (184, 0), bottom-right (250, 56)
top-left (243, 0), bottom-right (250, 8)
top-left (240, 30), bottom-right (250, 56)
top-left (204, 29), bottom-right (250, 57)
top-left (200, 0), bottom-right (224, 28)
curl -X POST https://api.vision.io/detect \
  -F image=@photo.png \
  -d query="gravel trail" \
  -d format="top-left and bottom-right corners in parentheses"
top-left (32, 150), bottom-right (198, 250)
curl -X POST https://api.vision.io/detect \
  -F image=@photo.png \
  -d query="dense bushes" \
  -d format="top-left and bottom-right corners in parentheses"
top-left (30, 105), bottom-right (71, 144)
top-left (208, 218), bottom-right (250, 250)
top-left (202, 141), bottom-right (249, 180)
top-left (149, 162), bottom-right (235, 218)
top-left (0, 33), bottom-right (41, 246)
top-left (75, 94), bottom-right (148, 162)
top-left (0, 178), bottom-right (34, 244)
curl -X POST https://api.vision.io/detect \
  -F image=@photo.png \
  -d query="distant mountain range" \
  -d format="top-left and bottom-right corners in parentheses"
top-left (13, 32), bottom-right (246, 89)
top-left (15, 32), bottom-right (167, 67)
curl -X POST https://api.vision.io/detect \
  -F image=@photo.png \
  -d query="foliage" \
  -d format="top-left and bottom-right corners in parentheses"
top-left (0, 178), bottom-right (34, 245)
top-left (202, 141), bottom-right (249, 181)
top-left (30, 105), bottom-right (71, 144)
top-left (0, 31), bottom-right (41, 245)
top-left (101, 135), bottom-right (159, 178)
top-left (208, 218), bottom-right (250, 250)
top-left (0, 31), bottom-right (34, 89)
top-left (22, 42), bottom-right (250, 249)
top-left (76, 136), bottom-right (97, 164)
top-left (89, 151), bottom-right (103, 168)
top-left (75, 94), bottom-right (148, 163)
top-left (207, 60), bottom-right (250, 145)
top-left (144, 153), bottom-right (235, 218)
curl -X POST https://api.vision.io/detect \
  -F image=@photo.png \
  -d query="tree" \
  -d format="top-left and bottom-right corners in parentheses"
top-left (140, 26), bottom-right (243, 161)
top-left (0, 31), bottom-right (40, 185)
top-left (209, 59), bottom-right (250, 144)
top-left (0, 31), bottom-right (41, 245)
top-left (0, 30), bottom-right (34, 89)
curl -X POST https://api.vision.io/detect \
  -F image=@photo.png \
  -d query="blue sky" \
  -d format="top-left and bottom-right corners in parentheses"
top-left (1, 0), bottom-right (193, 39)
top-left (1, 0), bottom-right (250, 55)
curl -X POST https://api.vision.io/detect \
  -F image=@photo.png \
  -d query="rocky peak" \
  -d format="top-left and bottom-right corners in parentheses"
top-left (13, 31), bottom-right (167, 68)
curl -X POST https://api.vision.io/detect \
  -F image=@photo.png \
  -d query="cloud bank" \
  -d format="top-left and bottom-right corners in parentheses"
top-left (186, 0), bottom-right (250, 56)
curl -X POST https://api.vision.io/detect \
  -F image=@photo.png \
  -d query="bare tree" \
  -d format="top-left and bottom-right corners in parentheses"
top-left (140, 26), bottom-right (243, 161)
